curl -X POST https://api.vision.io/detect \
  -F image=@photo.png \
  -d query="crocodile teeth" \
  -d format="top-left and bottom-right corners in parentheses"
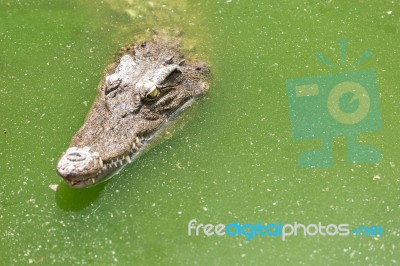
top-left (126, 156), bottom-right (131, 163)
top-left (99, 158), bottom-right (103, 168)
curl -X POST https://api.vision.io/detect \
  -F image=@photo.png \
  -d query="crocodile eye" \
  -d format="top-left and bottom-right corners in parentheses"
top-left (146, 87), bottom-right (160, 99)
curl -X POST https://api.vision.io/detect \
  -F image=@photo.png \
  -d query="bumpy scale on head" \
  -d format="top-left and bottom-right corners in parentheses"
top-left (57, 37), bottom-right (209, 188)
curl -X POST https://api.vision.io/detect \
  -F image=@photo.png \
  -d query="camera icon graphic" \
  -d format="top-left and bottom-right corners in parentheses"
top-left (286, 41), bottom-right (382, 168)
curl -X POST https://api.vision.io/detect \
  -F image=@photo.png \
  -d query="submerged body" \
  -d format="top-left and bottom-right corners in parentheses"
top-left (57, 36), bottom-right (209, 188)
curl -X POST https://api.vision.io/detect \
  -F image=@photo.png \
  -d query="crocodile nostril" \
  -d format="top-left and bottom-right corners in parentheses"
top-left (66, 152), bottom-right (86, 162)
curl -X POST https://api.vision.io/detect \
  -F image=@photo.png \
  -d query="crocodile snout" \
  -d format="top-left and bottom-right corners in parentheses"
top-left (57, 146), bottom-right (102, 186)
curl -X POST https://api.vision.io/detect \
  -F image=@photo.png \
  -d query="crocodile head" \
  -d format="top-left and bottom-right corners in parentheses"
top-left (57, 37), bottom-right (209, 188)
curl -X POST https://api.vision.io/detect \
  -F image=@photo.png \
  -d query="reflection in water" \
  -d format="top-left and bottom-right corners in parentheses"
top-left (103, 0), bottom-right (209, 54)
top-left (106, 0), bottom-right (188, 27)
top-left (55, 181), bottom-right (108, 211)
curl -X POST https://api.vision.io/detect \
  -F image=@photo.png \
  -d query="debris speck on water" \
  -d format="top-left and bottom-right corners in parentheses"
top-left (373, 175), bottom-right (381, 181)
top-left (49, 184), bottom-right (59, 191)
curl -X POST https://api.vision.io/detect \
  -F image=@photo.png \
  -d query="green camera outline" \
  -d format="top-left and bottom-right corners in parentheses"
top-left (286, 41), bottom-right (382, 168)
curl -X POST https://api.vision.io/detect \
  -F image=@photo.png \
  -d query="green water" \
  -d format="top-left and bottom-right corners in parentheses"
top-left (1, 0), bottom-right (400, 265)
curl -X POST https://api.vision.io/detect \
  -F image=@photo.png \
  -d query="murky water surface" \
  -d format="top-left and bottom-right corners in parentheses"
top-left (1, 0), bottom-right (399, 264)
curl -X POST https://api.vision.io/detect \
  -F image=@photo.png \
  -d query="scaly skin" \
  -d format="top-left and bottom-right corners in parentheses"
top-left (57, 36), bottom-right (209, 188)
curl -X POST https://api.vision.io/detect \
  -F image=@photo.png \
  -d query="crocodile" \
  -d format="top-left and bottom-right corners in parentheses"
top-left (56, 36), bottom-right (209, 188)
